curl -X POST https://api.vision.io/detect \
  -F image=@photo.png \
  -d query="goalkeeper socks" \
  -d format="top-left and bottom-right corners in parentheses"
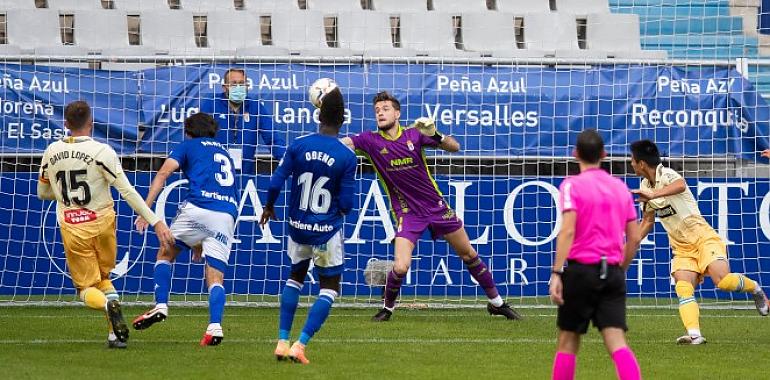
top-left (154, 260), bottom-right (172, 304)
top-left (551, 351), bottom-right (576, 380)
top-left (675, 280), bottom-right (701, 335)
top-left (384, 270), bottom-right (404, 310)
top-left (299, 289), bottom-right (337, 345)
top-left (717, 273), bottom-right (758, 293)
top-left (463, 256), bottom-right (500, 300)
top-left (208, 284), bottom-right (225, 324)
top-left (80, 287), bottom-right (107, 310)
top-left (611, 347), bottom-right (641, 380)
top-left (279, 279), bottom-right (303, 341)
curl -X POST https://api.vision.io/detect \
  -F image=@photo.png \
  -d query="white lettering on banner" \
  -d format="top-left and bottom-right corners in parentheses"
top-left (436, 75), bottom-right (527, 94)
top-left (237, 180), bottom-right (280, 244)
top-left (347, 181), bottom-right (395, 244)
top-left (207, 72), bottom-right (300, 90)
top-left (424, 103), bottom-right (538, 128)
top-left (630, 103), bottom-right (749, 133)
top-left (631, 258), bottom-right (652, 286)
top-left (696, 182), bottom-right (748, 245)
top-left (503, 181), bottom-right (561, 246)
top-left (28, 76), bottom-right (70, 93)
top-left (0, 98), bottom-right (54, 116)
top-left (272, 101), bottom-right (352, 125)
top-left (759, 192), bottom-right (770, 241)
top-left (509, 258), bottom-right (529, 285)
top-left (0, 74), bottom-right (23, 90)
top-left (449, 181), bottom-right (489, 244)
top-left (5, 122), bottom-right (65, 140)
top-left (657, 75), bottom-right (734, 94)
top-left (158, 104), bottom-right (199, 124)
top-left (431, 258), bottom-right (453, 285)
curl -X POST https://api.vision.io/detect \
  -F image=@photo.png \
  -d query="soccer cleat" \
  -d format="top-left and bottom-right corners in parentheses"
top-left (371, 308), bottom-right (392, 322)
top-left (107, 338), bottom-right (127, 349)
top-left (106, 300), bottom-right (129, 343)
top-left (132, 305), bottom-right (167, 330)
top-left (752, 288), bottom-right (769, 316)
top-left (288, 341), bottom-right (309, 364)
top-left (487, 302), bottom-right (523, 320)
top-left (274, 339), bottom-right (290, 361)
top-left (676, 335), bottom-right (707, 345)
top-left (200, 325), bottom-right (223, 346)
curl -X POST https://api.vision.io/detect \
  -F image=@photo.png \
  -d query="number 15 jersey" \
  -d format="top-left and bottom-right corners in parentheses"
top-left (168, 138), bottom-right (239, 221)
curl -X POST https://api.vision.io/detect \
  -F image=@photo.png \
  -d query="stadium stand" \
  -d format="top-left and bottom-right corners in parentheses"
top-left (557, 0), bottom-right (610, 16)
top-left (371, 0), bottom-right (429, 12)
top-left (523, 12), bottom-right (607, 58)
top-left (270, 10), bottom-right (352, 56)
top-left (4, 9), bottom-right (88, 64)
top-left (587, 12), bottom-right (668, 59)
top-left (47, 0), bottom-right (105, 11)
top-left (306, 0), bottom-right (365, 13)
top-left (242, 0), bottom-right (300, 12)
top-left (495, 0), bottom-right (551, 14)
top-left (337, 11), bottom-right (418, 57)
top-left (399, 12), bottom-right (479, 57)
top-left (179, 0), bottom-right (238, 12)
top-left (431, 0), bottom-right (490, 12)
top-left (140, 10), bottom-right (215, 55)
top-left (112, 0), bottom-right (170, 13)
top-left (461, 11), bottom-right (548, 58)
top-left (207, 10), bottom-right (289, 56)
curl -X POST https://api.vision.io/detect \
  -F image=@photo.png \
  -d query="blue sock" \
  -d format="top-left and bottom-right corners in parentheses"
top-left (299, 289), bottom-right (337, 345)
top-left (279, 279), bottom-right (303, 341)
top-left (208, 284), bottom-right (225, 324)
top-left (154, 260), bottom-right (172, 304)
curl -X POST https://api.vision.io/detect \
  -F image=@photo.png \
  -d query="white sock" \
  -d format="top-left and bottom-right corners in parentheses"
top-left (489, 296), bottom-right (504, 307)
top-left (108, 332), bottom-right (117, 341)
top-left (156, 303), bottom-right (168, 311)
top-left (208, 322), bottom-right (222, 331)
top-left (687, 328), bottom-right (702, 337)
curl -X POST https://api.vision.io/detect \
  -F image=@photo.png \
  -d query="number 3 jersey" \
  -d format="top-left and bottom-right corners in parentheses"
top-left (267, 133), bottom-right (357, 245)
top-left (168, 138), bottom-right (239, 221)
top-left (39, 136), bottom-right (159, 229)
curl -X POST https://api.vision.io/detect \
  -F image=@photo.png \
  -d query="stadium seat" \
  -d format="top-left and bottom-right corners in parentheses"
top-left (113, 0), bottom-right (170, 13)
top-left (495, 0), bottom-right (551, 13)
top-left (241, 0), bottom-right (300, 12)
top-left (523, 12), bottom-right (606, 58)
top-left (461, 12), bottom-right (547, 58)
top-left (399, 12), bottom-right (479, 57)
top-left (0, 0), bottom-right (38, 10)
top-left (5, 9), bottom-right (88, 61)
top-left (371, 0), bottom-right (428, 12)
top-left (587, 13), bottom-right (667, 59)
top-left (557, 0), bottom-right (609, 16)
top-left (431, 0), bottom-right (488, 13)
top-left (140, 10), bottom-right (215, 55)
top-left (74, 10), bottom-right (156, 55)
top-left (270, 10), bottom-right (352, 56)
top-left (46, 0), bottom-right (105, 11)
top-left (206, 11), bottom-right (289, 56)
top-left (179, 0), bottom-right (237, 12)
top-left (337, 11), bottom-right (417, 57)
top-left (305, 0), bottom-right (364, 13)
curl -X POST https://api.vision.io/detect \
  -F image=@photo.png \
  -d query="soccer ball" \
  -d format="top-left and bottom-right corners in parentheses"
top-left (308, 77), bottom-right (338, 109)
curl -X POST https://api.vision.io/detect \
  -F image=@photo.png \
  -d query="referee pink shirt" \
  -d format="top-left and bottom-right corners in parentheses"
top-left (558, 168), bottom-right (638, 265)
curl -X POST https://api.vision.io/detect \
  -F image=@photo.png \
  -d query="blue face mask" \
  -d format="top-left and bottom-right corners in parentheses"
top-left (228, 85), bottom-right (247, 103)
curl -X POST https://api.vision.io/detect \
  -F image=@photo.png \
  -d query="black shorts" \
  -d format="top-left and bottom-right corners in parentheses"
top-left (557, 262), bottom-right (628, 334)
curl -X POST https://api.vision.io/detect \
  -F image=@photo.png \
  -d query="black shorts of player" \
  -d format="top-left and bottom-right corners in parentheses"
top-left (557, 261), bottom-right (628, 334)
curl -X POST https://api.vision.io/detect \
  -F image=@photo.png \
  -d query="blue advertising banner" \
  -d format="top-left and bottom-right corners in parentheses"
top-left (0, 64), bottom-right (141, 154)
top-left (2, 172), bottom-right (769, 299)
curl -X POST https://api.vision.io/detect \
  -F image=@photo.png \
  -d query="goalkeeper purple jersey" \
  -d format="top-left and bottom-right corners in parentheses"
top-left (350, 125), bottom-right (446, 217)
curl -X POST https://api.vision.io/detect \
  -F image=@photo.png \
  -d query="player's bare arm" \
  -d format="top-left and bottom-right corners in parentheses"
top-left (134, 158), bottom-right (180, 232)
top-left (631, 178), bottom-right (686, 202)
top-left (550, 210), bottom-right (576, 306)
top-left (637, 210), bottom-right (655, 241)
top-left (622, 220), bottom-right (642, 270)
top-left (340, 136), bottom-right (355, 151)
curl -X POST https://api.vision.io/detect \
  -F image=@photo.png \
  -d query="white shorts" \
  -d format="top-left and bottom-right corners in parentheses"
top-left (170, 202), bottom-right (235, 271)
top-left (287, 230), bottom-right (345, 276)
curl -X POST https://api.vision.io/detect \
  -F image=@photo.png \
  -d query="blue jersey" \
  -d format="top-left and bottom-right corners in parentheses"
top-left (169, 138), bottom-right (239, 220)
top-left (267, 133), bottom-right (357, 245)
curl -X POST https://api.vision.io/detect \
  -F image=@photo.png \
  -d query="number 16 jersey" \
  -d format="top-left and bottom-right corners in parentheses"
top-left (168, 138), bottom-right (239, 221)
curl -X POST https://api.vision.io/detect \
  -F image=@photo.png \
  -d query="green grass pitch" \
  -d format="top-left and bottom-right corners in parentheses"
top-left (0, 306), bottom-right (768, 379)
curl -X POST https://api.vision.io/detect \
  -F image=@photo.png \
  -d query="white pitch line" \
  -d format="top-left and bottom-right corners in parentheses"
top-left (1, 337), bottom-right (767, 346)
top-left (0, 313), bottom-right (764, 319)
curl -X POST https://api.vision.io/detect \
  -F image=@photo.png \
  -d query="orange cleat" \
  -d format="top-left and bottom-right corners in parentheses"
top-left (288, 341), bottom-right (309, 364)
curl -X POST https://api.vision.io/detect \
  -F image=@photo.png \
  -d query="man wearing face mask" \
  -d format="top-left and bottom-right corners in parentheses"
top-left (199, 68), bottom-right (286, 175)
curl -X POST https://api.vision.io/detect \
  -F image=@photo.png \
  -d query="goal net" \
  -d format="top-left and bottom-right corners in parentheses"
top-left (1, 0), bottom-right (769, 309)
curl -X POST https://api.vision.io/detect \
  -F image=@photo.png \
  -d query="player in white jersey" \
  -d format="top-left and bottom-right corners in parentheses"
top-left (631, 140), bottom-right (769, 345)
top-left (37, 101), bottom-right (175, 348)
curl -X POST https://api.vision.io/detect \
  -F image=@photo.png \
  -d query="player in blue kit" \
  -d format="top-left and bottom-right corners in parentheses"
top-left (132, 112), bottom-right (239, 346)
top-left (260, 86), bottom-right (357, 364)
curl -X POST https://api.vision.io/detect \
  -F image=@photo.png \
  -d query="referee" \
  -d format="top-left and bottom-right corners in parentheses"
top-left (549, 129), bottom-right (642, 380)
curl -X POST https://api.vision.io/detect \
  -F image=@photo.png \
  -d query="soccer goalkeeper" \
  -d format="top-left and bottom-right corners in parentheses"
top-left (631, 140), bottom-right (769, 345)
top-left (37, 101), bottom-right (175, 348)
top-left (341, 91), bottom-right (521, 321)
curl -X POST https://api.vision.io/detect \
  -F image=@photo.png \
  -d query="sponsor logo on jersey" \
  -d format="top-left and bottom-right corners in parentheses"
top-left (407, 140), bottom-right (414, 151)
top-left (63, 208), bottom-right (97, 224)
top-left (380, 147), bottom-right (389, 155)
top-left (656, 205), bottom-right (677, 218)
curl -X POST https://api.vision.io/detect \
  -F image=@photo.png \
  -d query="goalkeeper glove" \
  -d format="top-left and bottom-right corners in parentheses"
top-left (414, 117), bottom-right (444, 143)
